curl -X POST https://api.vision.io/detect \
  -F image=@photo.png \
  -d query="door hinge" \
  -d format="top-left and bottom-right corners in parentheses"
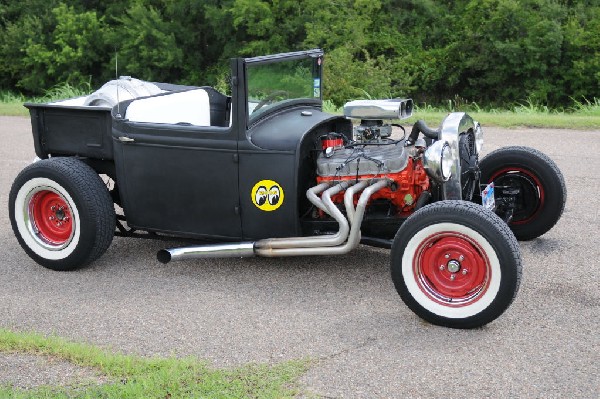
top-left (233, 153), bottom-right (239, 163)
top-left (234, 205), bottom-right (240, 215)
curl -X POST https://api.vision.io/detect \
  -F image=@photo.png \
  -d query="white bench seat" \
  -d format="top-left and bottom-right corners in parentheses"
top-left (125, 89), bottom-right (211, 126)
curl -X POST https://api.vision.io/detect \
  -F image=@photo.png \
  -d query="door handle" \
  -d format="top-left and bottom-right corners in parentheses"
top-left (118, 136), bottom-right (135, 143)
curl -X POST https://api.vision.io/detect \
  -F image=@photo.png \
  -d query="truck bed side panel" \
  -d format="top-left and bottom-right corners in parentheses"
top-left (26, 104), bottom-right (113, 160)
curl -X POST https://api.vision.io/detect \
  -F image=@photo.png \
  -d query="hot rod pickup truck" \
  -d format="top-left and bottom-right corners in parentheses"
top-left (9, 49), bottom-right (566, 328)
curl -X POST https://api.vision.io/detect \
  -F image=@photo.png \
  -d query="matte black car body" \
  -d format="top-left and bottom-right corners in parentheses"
top-left (26, 49), bottom-right (351, 241)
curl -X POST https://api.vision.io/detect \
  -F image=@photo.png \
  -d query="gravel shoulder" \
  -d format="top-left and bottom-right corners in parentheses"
top-left (0, 353), bottom-right (109, 390)
top-left (0, 116), bottom-right (598, 397)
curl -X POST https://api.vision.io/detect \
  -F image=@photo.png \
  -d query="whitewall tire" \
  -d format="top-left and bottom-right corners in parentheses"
top-left (391, 201), bottom-right (521, 329)
top-left (9, 158), bottom-right (115, 270)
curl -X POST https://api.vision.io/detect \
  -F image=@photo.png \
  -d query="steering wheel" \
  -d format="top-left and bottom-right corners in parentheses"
top-left (253, 90), bottom-right (289, 111)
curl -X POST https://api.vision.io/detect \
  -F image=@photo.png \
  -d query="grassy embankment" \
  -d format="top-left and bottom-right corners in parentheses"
top-left (405, 98), bottom-right (600, 130)
top-left (3, 85), bottom-right (600, 129)
top-left (0, 328), bottom-right (310, 398)
top-left (1, 84), bottom-right (91, 117)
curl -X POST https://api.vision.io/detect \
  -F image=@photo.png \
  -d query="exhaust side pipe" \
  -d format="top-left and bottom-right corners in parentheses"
top-left (157, 242), bottom-right (255, 264)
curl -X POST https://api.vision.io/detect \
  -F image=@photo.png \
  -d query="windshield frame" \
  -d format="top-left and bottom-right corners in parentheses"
top-left (244, 49), bottom-right (323, 127)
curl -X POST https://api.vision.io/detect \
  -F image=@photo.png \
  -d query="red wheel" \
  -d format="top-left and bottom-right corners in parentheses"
top-left (28, 189), bottom-right (75, 247)
top-left (415, 233), bottom-right (490, 307)
top-left (391, 201), bottom-right (521, 329)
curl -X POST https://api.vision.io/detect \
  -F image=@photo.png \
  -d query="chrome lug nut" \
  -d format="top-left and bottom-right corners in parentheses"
top-left (439, 265), bottom-right (445, 271)
top-left (450, 274), bottom-right (456, 281)
top-left (459, 255), bottom-right (465, 261)
top-left (462, 269), bottom-right (468, 275)
top-left (445, 254), bottom-right (450, 259)
top-left (447, 260), bottom-right (461, 273)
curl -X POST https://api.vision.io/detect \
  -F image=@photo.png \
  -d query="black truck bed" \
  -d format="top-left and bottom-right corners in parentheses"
top-left (25, 101), bottom-right (113, 160)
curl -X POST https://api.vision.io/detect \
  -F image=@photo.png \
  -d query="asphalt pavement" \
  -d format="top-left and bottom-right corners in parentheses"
top-left (0, 116), bottom-right (598, 398)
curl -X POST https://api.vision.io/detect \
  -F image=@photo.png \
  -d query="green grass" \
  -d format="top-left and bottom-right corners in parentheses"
top-left (0, 328), bottom-right (310, 398)
top-left (0, 91), bottom-right (28, 116)
top-left (402, 97), bottom-right (600, 129)
top-left (0, 102), bottom-right (28, 116)
top-left (1, 83), bottom-right (91, 117)
top-left (404, 109), bottom-right (600, 129)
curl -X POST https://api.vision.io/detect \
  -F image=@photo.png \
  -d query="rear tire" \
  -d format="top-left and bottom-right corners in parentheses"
top-left (391, 201), bottom-right (521, 329)
top-left (478, 146), bottom-right (566, 240)
top-left (9, 158), bottom-right (115, 271)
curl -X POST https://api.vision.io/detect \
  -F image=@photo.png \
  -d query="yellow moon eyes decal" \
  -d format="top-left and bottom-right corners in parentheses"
top-left (251, 180), bottom-right (284, 211)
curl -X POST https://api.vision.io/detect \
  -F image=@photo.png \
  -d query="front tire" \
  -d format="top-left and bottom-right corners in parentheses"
top-left (391, 201), bottom-right (521, 329)
top-left (9, 158), bottom-right (115, 271)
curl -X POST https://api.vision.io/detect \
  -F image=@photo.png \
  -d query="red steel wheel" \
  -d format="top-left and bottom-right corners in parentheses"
top-left (28, 189), bottom-right (75, 247)
top-left (9, 157), bottom-right (115, 271)
top-left (415, 233), bottom-right (490, 307)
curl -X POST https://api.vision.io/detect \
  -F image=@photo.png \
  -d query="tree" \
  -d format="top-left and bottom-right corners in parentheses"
top-left (0, 3), bottom-right (107, 92)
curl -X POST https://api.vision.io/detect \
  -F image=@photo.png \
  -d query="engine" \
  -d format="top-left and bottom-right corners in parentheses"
top-left (314, 98), bottom-right (431, 217)
top-left (312, 98), bottom-right (482, 220)
top-left (315, 137), bottom-right (430, 216)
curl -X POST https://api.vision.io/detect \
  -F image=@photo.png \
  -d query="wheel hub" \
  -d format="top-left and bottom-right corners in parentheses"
top-left (490, 168), bottom-right (544, 225)
top-left (447, 259), bottom-right (461, 273)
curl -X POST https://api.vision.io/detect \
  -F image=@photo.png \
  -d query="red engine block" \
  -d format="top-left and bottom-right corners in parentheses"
top-left (316, 157), bottom-right (430, 217)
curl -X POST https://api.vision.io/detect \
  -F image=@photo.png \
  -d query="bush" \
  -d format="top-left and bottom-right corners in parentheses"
top-left (0, 0), bottom-right (598, 108)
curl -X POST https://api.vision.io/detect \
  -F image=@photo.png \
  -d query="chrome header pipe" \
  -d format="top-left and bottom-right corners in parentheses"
top-left (157, 180), bottom-right (388, 263)
top-left (306, 182), bottom-right (332, 215)
top-left (157, 182), bottom-right (344, 264)
top-left (255, 179), bottom-right (388, 257)
top-left (255, 181), bottom-right (353, 250)
top-left (344, 180), bottom-right (369, 224)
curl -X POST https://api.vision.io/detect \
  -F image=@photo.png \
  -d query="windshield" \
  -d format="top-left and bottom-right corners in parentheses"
top-left (246, 54), bottom-right (322, 123)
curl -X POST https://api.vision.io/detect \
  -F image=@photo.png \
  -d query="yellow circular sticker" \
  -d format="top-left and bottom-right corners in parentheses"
top-left (251, 180), bottom-right (284, 211)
